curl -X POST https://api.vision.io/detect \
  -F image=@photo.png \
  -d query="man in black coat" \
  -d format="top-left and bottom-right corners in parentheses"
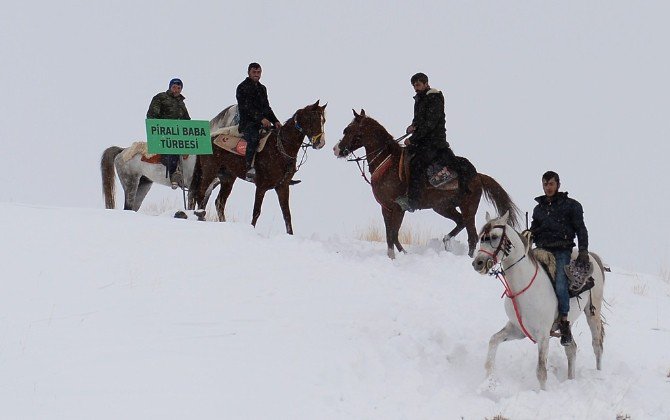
top-left (236, 62), bottom-right (282, 181)
top-left (395, 72), bottom-right (462, 212)
top-left (528, 170), bottom-right (590, 346)
top-left (147, 78), bottom-right (191, 188)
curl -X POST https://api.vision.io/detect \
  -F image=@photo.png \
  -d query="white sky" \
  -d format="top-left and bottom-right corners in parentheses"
top-left (2, 1), bottom-right (668, 273)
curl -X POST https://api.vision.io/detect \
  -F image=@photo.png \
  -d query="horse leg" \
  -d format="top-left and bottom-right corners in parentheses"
top-left (214, 175), bottom-right (235, 222)
top-left (132, 177), bottom-right (153, 212)
top-left (459, 190), bottom-right (483, 257)
top-left (382, 207), bottom-right (404, 258)
top-left (537, 336), bottom-right (550, 389)
top-left (485, 321), bottom-right (526, 377)
top-left (564, 339), bottom-right (577, 380)
top-left (251, 187), bottom-right (269, 229)
top-left (432, 206), bottom-right (464, 251)
top-left (585, 300), bottom-right (604, 370)
top-left (275, 184), bottom-right (293, 234)
top-left (122, 175), bottom-right (141, 211)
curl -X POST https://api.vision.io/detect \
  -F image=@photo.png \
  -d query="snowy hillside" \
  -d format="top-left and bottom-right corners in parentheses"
top-left (1, 203), bottom-right (668, 419)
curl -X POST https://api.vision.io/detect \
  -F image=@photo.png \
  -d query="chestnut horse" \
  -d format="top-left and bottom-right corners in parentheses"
top-left (190, 100), bottom-right (327, 234)
top-left (334, 109), bottom-right (520, 258)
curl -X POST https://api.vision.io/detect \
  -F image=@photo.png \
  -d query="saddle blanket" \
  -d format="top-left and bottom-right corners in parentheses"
top-left (212, 128), bottom-right (273, 156)
top-left (427, 163), bottom-right (458, 188)
top-left (120, 142), bottom-right (190, 164)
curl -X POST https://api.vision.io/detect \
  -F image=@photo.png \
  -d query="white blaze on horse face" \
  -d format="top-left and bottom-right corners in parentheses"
top-left (333, 141), bottom-right (341, 157)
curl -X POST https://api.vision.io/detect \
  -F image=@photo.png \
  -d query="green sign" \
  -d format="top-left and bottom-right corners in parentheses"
top-left (146, 119), bottom-right (212, 155)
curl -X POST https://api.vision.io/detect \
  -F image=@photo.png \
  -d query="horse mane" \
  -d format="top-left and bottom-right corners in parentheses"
top-left (362, 115), bottom-right (401, 152)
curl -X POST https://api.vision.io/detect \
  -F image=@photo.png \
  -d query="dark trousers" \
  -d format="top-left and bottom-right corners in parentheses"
top-left (243, 127), bottom-right (261, 168)
top-left (160, 155), bottom-right (180, 178)
top-left (408, 147), bottom-right (455, 201)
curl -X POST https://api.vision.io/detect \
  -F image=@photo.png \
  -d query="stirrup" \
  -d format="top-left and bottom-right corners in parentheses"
top-left (245, 167), bottom-right (256, 182)
top-left (394, 196), bottom-right (416, 213)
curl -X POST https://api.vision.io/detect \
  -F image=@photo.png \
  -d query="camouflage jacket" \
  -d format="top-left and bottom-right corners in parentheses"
top-left (146, 91), bottom-right (191, 120)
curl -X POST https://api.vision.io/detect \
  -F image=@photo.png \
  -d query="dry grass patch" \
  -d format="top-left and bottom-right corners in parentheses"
top-left (357, 222), bottom-right (435, 246)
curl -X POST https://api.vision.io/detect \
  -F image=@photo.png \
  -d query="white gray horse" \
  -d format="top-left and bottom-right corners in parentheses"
top-left (100, 105), bottom-right (238, 211)
top-left (472, 211), bottom-right (605, 389)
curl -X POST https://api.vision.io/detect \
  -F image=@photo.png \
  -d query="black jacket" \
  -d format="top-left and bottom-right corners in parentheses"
top-left (236, 77), bottom-right (279, 132)
top-left (409, 88), bottom-right (448, 152)
top-left (530, 192), bottom-right (589, 251)
top-left (146, 91), bottom-right (190, 120)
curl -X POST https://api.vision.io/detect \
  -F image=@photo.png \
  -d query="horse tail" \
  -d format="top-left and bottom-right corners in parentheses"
top-left (590, 252), bottom-right (607, 283)
top-left (100, 146), bottom-right (124, 209)
top-left (478, 173), bottom-right (521, 227)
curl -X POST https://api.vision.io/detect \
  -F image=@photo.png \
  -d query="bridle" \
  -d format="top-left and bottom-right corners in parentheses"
top-left (275, 110), bottom-right (325, 170)
top-left (293, 110), bottom-right (325, 148)
top-left (478, 223), bottom-right (539, 343)
top-left (342, 130), bottom-right (407, 186)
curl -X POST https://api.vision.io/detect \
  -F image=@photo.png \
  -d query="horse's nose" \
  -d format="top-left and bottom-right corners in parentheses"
top-left (472, 257), bottom-right (485, 272)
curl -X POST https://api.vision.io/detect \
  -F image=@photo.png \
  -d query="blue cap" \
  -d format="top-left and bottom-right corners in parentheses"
top-left (169, 78), bottom-right (183, 88)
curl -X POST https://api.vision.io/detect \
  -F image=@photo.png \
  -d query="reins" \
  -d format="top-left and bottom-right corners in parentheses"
top-left (274, 111), bottom-right (324, 174)
top-left (479, 224), bottom-right (539, 343)
top-left (346, 133), bottom-right (410, 186)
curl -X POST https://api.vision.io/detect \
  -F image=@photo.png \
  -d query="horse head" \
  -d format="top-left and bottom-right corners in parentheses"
top-left (333, 109), bottom-right (373, 157)
top-left (472, 211), bottom-right (528, 274)
top-left (294, 100), bottom-right (327, 149)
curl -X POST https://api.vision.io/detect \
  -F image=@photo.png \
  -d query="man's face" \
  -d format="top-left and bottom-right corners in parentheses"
top-left (412, 81), bottom-right (429, 94)
top-left (248, 67), bottom-right (262, 82)
top-left (169, 84), bottom-right (183, 96)
top-left (542, 177), bottom-right (559, 198)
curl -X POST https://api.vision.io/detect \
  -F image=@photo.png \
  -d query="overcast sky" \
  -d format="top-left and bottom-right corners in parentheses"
top-left (2, 1), bottom-right (668, 274)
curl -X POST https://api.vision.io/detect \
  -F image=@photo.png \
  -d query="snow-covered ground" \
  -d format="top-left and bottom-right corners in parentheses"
top-left (1, 203), bottom-right (668, 419)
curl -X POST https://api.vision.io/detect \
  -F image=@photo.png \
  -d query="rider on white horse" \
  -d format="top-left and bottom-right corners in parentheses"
top-left (146, 77), bottom-right (191, 189)
top-left (524, 170), bottom-right (590, 346)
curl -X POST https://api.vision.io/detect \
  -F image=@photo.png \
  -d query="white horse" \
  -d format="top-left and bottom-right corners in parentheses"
top-left (100, 105), bottom-right (239, 211)
top-left (471, 211), bottom-right (605, 390)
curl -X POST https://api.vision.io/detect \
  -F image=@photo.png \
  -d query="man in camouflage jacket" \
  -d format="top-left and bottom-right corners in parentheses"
top-left (146, 78), bottom-right (190, 188)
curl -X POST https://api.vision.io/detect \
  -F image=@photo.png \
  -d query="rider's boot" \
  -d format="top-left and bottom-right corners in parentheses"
top-left (559, 318), bottom-right (573, 346)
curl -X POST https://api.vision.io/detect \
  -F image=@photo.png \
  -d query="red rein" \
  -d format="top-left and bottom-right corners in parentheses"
top-left (479, 248), bottom-right (540, 343)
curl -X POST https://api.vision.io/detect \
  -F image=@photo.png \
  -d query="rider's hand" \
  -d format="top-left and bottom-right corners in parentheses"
top-left (406, 125), bottom-right (415, 134)
top-left (261, 118), bottom-right (271, 128)
top-left (576, 250), bottom-right (589, 265)
top-left (274, 121), bottom-right (282, 129)
top-left (404, 138), bottom-right (412, 146)
top-left (521, 229), bottom-right (533, 243)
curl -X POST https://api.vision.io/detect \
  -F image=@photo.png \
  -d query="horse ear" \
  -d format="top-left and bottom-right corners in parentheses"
top-left (500, 210), bottom-right (510, 224)
top-left (485, 211), bottom-right (492, 222)
top-left (313, 99), bottom-right (320, 107)
top-left (352, 109), bottom-right (359, 118)
top-left (360, 109), bottom-right (366, 117)
top-left (321, 102), bottom-right (328, 110)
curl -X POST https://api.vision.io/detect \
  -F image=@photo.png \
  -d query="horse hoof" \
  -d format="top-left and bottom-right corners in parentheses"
top-left (194, 210), bottom-right (206, 221)
top-left (174, 210), bottom-right (187, 219)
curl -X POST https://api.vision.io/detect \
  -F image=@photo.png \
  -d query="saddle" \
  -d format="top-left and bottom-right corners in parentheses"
top-left (212, 126), bottom-right (273, 156)
top-left (399, 148), bottom-right (459, 191)
top-left (531, 248), bottom-right (595, 298)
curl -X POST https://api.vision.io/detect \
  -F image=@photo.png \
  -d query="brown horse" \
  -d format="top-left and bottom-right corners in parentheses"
top-left (190, 100), bottom-right (327, 234)
top-left (334, 109), bottom-right (520, 258)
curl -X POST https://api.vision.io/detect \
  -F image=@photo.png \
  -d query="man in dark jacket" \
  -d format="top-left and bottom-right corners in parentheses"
top-left (146, 78), bottom-right (191, 188)
top-left (395, 72), bottom-right (462, 212)
top-left (528, 170), bottom-right (590, 346)
top-left (236, 62), bottom-right (282, 181)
